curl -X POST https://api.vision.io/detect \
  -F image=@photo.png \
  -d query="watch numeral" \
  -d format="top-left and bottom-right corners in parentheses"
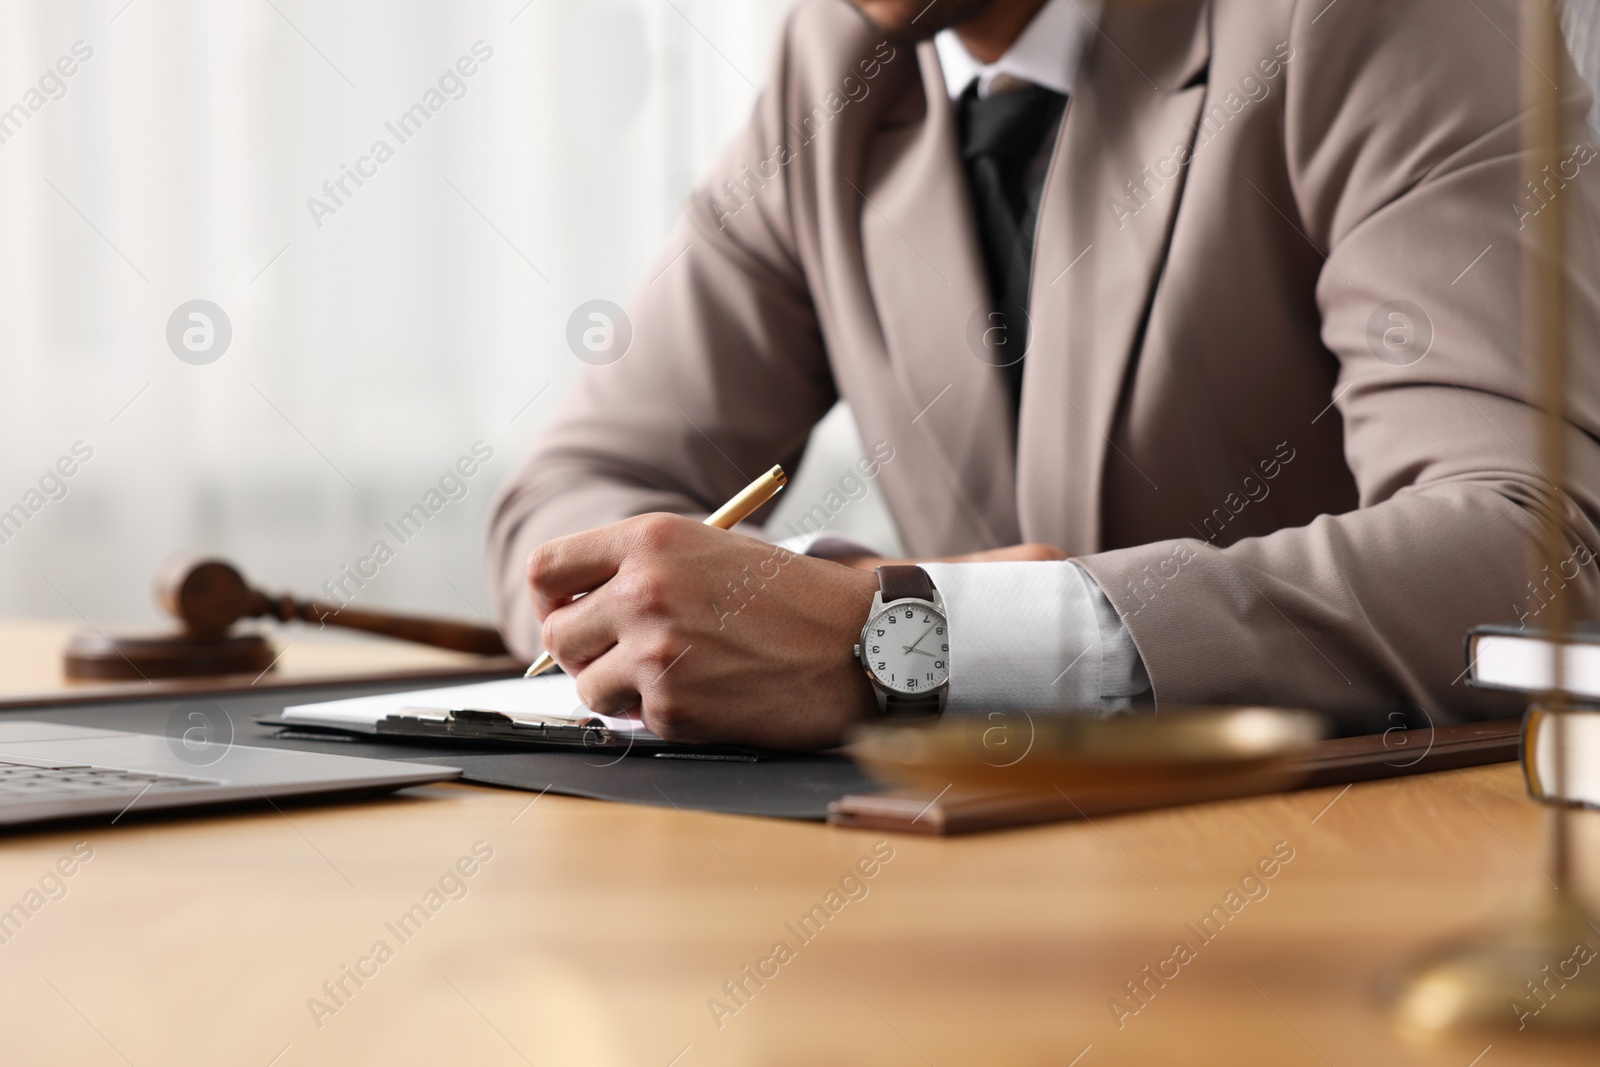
top-left (941, 644), bottom-right (949, 652)
top-left (876, 629), bottom-right (885, 636)
top-left (936, 627), bottom-right (945, 635)
top-left (926, 672), bottom-right (936, 681)
top-left (886, 616), bottom-right (896, 625)
top-left (906, 678), bottom-right (918, 688)
top-left (870, 646), bottom-right (880, 654)
top-left (934, 660), bottom-right (945, 669)
top-left (876, 661), bottom-right (886, 670)
top-left (904, 609), bottom-right (914, 619)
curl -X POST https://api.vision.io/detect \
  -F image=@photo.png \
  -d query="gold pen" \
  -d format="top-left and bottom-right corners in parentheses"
top-left (522, 464), bottom-right (789, 678)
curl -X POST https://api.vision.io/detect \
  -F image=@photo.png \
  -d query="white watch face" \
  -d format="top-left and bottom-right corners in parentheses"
top-left (861, 599), bottom-right (949, 696)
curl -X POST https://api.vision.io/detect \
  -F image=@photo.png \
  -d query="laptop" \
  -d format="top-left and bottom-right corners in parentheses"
top-left (0, 720), bottom-right (460, 828)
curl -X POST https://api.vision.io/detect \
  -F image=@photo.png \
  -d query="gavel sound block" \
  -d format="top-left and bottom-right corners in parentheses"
top-left (64, 558), bottom-right (509, 681)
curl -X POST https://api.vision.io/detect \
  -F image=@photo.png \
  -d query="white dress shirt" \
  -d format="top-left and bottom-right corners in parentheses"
top-left (787, 0), bottom-right (1148, 713)
top-left (932, 0), bottom-right (1100, 100)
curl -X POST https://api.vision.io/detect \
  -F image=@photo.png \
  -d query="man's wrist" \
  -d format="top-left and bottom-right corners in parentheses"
top-left (838, 565), bottom-right (885, 725)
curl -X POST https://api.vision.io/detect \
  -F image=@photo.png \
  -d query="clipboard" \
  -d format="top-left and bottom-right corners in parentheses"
top-left (272, 677), bottom-right (765, 761)
top-left (364, 705), bottom-right (764, 761)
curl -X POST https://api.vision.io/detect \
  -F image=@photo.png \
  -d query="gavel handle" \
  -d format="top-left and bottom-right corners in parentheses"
top-left (268, 596), bottom-right (509, 656)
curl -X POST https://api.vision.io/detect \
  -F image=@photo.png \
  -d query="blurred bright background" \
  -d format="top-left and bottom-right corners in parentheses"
top-left (5, 0), bottom-right (1593, 635)
top-left (0, 0), bottom-right (899, 633)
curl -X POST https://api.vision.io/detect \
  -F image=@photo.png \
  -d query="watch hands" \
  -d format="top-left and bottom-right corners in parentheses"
top-left (902, 624), bottom-right (937, 658)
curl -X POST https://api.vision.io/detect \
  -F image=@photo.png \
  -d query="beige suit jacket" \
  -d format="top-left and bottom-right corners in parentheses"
top-left (489, 0), bottom-right (1600, 726)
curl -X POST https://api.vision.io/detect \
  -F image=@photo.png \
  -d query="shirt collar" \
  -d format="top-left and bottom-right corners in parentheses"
top-left (934, 0), bottom-right (1102, 100)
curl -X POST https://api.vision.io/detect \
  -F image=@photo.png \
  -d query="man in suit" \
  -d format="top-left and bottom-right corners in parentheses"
top-left (487, 0), bottom-right (1600, 748)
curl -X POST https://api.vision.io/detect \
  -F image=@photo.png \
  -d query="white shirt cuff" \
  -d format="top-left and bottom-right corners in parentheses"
top-left (919, 560), bottom-right (1150, 713)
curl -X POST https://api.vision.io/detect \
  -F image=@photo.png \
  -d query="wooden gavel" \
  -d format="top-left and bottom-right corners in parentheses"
top-left (63, 557), bottom-right (508, 681)
top-left (159, 558), bottom-right (508, 654)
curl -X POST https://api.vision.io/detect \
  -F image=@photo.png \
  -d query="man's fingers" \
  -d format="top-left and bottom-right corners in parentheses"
top-left (540, 586), bottom-right (621, 670)
top-left (526, 514), bottom-right (699, 619)
top-left (571, 627), bottom-right (700, 738)
top-left (526, 526), bottom-right (629, 619)
top-left (570, 645), bottom-right (643, 717)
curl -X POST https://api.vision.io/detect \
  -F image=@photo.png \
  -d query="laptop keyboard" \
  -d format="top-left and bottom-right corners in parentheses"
top-left (0, 760), bottom-right (221, 803)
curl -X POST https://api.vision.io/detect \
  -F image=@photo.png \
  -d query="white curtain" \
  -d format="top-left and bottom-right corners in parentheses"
top-left (0, 0), bottom-right (794, 626)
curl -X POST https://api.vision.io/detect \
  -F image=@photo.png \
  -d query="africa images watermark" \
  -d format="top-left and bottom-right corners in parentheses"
top-left (1366, 300), bottom-right (1434, 367)
top-left (711, 440), bottom-right (898, 631)
top-left (305, 40), bottom-right (495, 229)
top-left (776, 439), bottom-right (897, 542)
top-left (167, 299), bottom-right (232, 365)
top-left (706, 840), bottom-right (896, 1030)
top-left (1109, 40), bottom-right (1294, 230)
top-left (0, 843), bottom-right (96, 948)
top-left (711, 540), bottom-right (799, 632)
top-left (165, 701), bottom-right (235, 768)
top-left (1513, 540), bottom-right (1599, 630)
top-left (306, 840), bottom-right (495, 1030)
top-left (1107, 840), bottom-right (1296, 1029)
top-left (566, 299), bottom-right (632, 366)
top-left (0, 39), bottom-right (94, 149)
top-left (1190, 440), bottom-right (1298, 546)
top-left (709, 40), bottom-right (898, 230)
top-left (317, 440), bottom-right (496, 616)
top-left (1512, 138), bottom-right (1597, 231)
top-left (1511, 937), bottom-right (1599, 1030)
top-left (1126, 440), bottom-right (1299, 618)
top-left (0, 440), bottom-right (94, 548)
top-left (1119, 541), bottom-right (1197, 621)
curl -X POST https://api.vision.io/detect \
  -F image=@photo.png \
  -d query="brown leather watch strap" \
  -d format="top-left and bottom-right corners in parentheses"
top-left (883, 693), bottom-right (943, 720)
top-left (877, 565), bottom-right (935, 603)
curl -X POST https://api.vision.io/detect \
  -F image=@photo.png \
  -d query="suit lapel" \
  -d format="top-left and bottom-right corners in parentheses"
top-left (858, 43), bottom-right (1022, 552)
top-left (1020, 0), bottom-right (1212, 554)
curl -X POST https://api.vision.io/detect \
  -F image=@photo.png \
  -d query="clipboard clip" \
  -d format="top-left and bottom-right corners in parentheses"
top-left (376, 706), bottom-right (620, 747)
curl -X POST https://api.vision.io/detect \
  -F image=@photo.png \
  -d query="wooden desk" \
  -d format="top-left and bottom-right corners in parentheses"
top-left (0, 620), bottom-right (513, 705)
top-left (0, 622), bottom-right (1595, 1065)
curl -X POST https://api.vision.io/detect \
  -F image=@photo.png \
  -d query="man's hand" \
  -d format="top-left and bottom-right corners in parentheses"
top-left (527, 514), bottom-right (881, 750)
top-left (834, 543), bottom-right (1068, 571)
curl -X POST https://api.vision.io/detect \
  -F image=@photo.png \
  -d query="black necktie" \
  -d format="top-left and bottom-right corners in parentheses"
top-left (957, 81), bottom-right (1068, 412)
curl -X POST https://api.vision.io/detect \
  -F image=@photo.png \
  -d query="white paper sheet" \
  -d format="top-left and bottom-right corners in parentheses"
top-left (281, 675), bottom-right (648, 733)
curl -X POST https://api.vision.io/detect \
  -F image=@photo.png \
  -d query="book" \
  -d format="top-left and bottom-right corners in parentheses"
top-left (1524, 706), bottom-right (1600, 809)
top-left (1466, 624), bottom-right (1600, 701)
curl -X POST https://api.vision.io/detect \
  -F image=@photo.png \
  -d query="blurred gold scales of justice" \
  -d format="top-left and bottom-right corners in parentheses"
top-left (1385, 0), bottom-right (1600, 1040)
top-left (53, 0), bottom-right (1599, 1044)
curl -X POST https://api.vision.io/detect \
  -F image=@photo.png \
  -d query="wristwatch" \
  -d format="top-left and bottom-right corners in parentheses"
top-left (854, 565), bottom-right (949, 719)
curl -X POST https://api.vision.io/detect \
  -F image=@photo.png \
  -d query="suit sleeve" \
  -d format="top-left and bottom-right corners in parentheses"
top-left (485, 18), bottom-right (837, 657)
top-left (1075, 0), bottom-right (1600, 726)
